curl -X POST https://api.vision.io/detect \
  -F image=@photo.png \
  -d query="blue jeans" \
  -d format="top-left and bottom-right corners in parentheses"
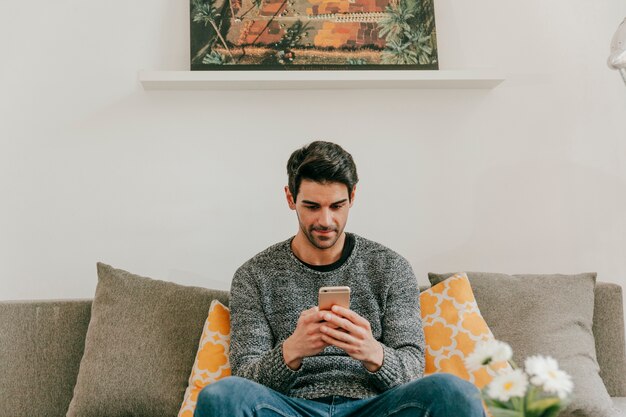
top-left (194, 373), bottom-right (485, 417)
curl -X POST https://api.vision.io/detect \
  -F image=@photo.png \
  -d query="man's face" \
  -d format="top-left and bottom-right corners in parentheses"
top-left (287, 179), bottom-right (355, 250)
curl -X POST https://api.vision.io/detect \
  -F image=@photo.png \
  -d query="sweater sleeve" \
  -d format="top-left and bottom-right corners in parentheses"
top-left (228, 266), bottom-right (301, 393)
top-left (366, 257), bottom-right (425, 390)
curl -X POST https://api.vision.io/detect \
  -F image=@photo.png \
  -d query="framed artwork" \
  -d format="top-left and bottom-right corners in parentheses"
top-left (190, 0), bottom-right (438, 70)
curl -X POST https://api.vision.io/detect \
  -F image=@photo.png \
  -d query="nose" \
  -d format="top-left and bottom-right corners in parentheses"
top-left (318, 208), bottom-right (333, 228)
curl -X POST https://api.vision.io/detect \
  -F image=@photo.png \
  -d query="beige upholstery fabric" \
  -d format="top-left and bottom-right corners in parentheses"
top-left (0, 299), bottom-right (91, 417)
top-left (594, 283), bottom-right (626, 397)
top-left (66, 263), bottom-right (229, 417)
top-left (428, 272), bottom-right (618, 417)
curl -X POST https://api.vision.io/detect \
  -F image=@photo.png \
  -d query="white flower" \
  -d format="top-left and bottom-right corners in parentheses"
top-left (525, 355), bottom-right (573, 399)
top-left (491, 340), bottom-right (513, 362)
top-left (487, 369), bottom-right (528, 402)
top-left (465, 340), bottom-right (513, 372)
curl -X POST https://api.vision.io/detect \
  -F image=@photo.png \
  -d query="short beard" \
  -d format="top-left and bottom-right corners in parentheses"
top-left (301, 224), bottom-right (342, 250)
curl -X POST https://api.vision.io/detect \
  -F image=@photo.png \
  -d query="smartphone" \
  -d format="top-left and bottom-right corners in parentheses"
top-left (318, 286), bottom-right (351, 311)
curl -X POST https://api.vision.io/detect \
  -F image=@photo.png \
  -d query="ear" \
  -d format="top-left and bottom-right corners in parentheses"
top-left (349, 185), bottom-right (356, 208)
top-left (285, 186), bottom-right (297, 210)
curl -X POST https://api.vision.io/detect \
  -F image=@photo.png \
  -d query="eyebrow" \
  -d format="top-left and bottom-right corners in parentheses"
top-left (301, 199), bottom-right (348, 206)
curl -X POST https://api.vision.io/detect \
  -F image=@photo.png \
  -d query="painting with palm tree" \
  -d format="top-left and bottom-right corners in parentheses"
top-left (190, 0), bottom-right (438, 69)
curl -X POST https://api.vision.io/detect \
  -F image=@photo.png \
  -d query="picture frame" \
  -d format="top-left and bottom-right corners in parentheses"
top-left (190, 0), bottom-right (438, 70)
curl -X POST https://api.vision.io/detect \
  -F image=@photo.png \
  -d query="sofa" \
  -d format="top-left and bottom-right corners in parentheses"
top-left (1, 265), bottom-right (625, 417)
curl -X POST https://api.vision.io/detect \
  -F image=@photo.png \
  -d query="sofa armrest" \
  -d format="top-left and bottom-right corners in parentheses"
top-left (0, 299), bottom-right (92, 417)
top-left (594, 282), bottom-right (626, 397)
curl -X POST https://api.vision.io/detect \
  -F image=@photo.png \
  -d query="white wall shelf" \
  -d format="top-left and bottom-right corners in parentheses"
top-left (138, 70), bottom-right (504, 90)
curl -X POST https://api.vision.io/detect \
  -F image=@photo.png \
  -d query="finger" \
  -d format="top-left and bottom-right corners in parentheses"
top-left (317, 310), bottom-right (337, 324)
top-left (318, 309), bottom-right (331, 320)
top-left (316, 322), bottom-right (338, 336)
top-left (321, 312), bottom-right (361, 334)
top-left (315, 334), bottom-right (330, 348)
top-left (307, 306), bottom-right (320, 315)
top-left (316, 322), bottom-right (340, 331)
top-left (321, 334), bottom-right (357, 355)
top-left (331, 306), bottom-right (370, 328)
top-left (320, 325), bottom-right (357, 344)
top-left (303, 307), bottom-right (325, 323)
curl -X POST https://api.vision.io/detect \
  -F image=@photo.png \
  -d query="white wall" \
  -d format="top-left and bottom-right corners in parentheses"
top-left (1, 0), bottom-right (625, 308)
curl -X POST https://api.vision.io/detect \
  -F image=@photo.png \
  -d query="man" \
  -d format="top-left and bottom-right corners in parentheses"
top-left (195, 141), bottom-right (484, 417)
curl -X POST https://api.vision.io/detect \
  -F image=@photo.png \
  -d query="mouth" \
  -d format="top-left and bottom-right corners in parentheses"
top-left (313, 229), bottom-right (335, 235)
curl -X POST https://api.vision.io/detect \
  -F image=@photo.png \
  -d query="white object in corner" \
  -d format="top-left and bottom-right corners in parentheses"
top-left (608, 17), bottom-right (626, 85)
top-left (138, 70), bottom-right (505, 90)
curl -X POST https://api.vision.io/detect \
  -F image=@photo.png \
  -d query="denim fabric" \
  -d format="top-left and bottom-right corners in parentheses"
top-left (194, 374), bottom-right (485, 417)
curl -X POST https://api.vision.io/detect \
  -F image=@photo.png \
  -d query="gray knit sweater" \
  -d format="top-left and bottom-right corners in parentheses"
top-left (229, 233), bottom-right (425, 399)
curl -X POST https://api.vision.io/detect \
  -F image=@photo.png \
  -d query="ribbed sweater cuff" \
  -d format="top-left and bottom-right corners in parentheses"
top-left (265, 342), bottom-right (301, 392)
top-left (367, 344), bottom-right (403, 389)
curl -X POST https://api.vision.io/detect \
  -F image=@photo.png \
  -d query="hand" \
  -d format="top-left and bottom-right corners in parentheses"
top-left (282, 306), bottom-right (338, 370)
top-left (319, 305), bottom-right (384, 372)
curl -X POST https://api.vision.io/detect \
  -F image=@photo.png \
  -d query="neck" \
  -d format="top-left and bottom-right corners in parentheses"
top-left (291, 232), bottom-right (346, 266)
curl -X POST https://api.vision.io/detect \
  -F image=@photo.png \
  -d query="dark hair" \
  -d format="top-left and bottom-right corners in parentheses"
top-left (287, 141), bottom-right (359, 202)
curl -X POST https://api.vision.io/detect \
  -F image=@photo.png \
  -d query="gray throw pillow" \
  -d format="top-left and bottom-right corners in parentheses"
top-left (66, 263), bottom-right (229, 417)
top-left (428, 272), bottom-right (619, 417)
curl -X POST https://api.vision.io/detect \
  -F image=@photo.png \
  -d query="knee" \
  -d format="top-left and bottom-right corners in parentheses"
top-left (387, 374), bottom-right (483, 417)
top-left (424, 373), bottom-right (480, 397)
top-left (199, 376), bottom-right (248, 396)
top-left (423, 373), bottom-right (483, 415)
top-left (395, 373), bottom-right (474, 401)
top-left (426, 373), bottom-right (475, 390)
top-left (195, 376), bottom-right (254, 414)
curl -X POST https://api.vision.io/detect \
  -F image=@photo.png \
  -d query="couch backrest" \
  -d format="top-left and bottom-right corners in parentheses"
top-left (0, 299), bottom-right (92, 417)
top-left (0, 283), bottom-right (624, 417)
top-left (592, 283), bottom-right (626, 396)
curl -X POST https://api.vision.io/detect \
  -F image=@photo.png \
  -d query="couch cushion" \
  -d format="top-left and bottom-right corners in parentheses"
top-left (66, 263), bottom-right (229, 417)
top-left (594, 283), bottom-right (626, 397)
top-left (428, 272), bottom-right (617, 417)
top-left (0, 299), bottom-right (91, 417)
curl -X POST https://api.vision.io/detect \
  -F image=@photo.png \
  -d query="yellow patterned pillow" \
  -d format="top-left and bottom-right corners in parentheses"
top-left (420, 272), bottom-right (509, 388)
top-left (178, 300), bottom-right (231, 417)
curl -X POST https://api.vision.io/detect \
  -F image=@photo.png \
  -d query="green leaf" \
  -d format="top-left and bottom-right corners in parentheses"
top-left (527, 397), bottom-right (561, 412)
top-left (202, 50), bottom-right (225, 64)
top-left (525, 386), bottom-right (537, 405)
top-left (486, 408), bottom-right (522, 417)
top-left (510, 397), bottom-right (525, 410)
top-left (537, 404), bottom-right (563, 417)
top-left (484, 398), bottom-right (514, 409)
